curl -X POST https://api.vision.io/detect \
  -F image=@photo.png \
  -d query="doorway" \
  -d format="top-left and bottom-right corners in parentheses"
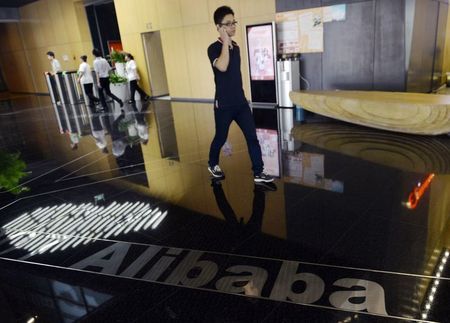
top-left (142, 31), bottom-right (169, 97)
top-left (142, 32), bottom-right (178, 159)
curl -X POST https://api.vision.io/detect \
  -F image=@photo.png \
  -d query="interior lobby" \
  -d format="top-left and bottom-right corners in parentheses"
top-left (0, 0), bottom-right (449, 322)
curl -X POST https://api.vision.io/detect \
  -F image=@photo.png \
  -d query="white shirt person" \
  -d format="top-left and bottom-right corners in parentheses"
top-left (77, 55), bottom-right (99, 106)
top-left (46, 51), bottom-right (61, 74)
top-left (92, 48), bottom-right (123, 109)
top-left (124, 53), bottom-right (149, 105)
top-left (78, 61), bottom-right (94, 85)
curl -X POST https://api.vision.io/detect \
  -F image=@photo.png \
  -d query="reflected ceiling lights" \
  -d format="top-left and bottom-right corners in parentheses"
top-left (421, 249), bottom-right (448, 320)
top-left (1, 201), bottom-right (168, 256)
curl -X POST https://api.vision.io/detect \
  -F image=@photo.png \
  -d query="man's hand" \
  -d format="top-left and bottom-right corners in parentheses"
top-left (219, 27), bottom-right (231, 47)
top-left (214, 26), bottom-right (232, 72)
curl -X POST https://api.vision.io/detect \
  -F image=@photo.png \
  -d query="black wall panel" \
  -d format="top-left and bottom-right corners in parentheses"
top-left (322, 1), bottom-right (375, 90)
top-left (407, 0), bottom-right (439, 92)
top-left (321, 0), bottom-right (370, 5)
top-left (276, 0), bottom-right (321, 12)
top-left (86, 2), bottom-right (121, 57)
top-left (299, 53), bottom-right (323, 90)
top-left (431, 2), bottom-right (448, 90)
top-left (276, 0), bottom-right (370, 10)
top-left (373, 0), bottom-right (406, 91)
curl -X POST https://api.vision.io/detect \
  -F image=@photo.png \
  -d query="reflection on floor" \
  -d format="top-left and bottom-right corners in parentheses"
top-left (0, 94), bottom-right (449, 322)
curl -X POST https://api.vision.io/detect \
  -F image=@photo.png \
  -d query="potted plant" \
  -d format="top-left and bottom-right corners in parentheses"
top-left (0, 151), bottom-right (29, 195)
top-left (110, 49), bottom-right (126, 77)
top-left (109, 72), bottom-right (128, 104)
top-left (109, 49), bottom-right (129, 104)
top-left (109, 73), bottom-right (128, 85)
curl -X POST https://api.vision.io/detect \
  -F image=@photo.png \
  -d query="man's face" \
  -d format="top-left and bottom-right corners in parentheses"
top-left (218, 14), bottom-right (236, 37)
top-left (47, 55), bottom-right (53, 60)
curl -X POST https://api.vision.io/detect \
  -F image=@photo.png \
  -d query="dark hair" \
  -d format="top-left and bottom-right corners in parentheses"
top-left (92, 48), bottom-right (102, 57)
top-left (80, 55), bottom-right (87, 62)
top-left (125, 53), bottom-right (134, 60)
top-left (46, 51), bottom-right (55, 57)
top-left (213, 6), bottom-right (234, 25)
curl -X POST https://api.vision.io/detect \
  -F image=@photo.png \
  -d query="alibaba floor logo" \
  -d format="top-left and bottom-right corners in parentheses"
top-left (0, 203), bottom-right (445, 322)
top-left (0, 201), bottom-right (167, 258)
top-left (68, 242), bottom-right (395, 319)
top-left (66, 241), bottom-right (448, 322)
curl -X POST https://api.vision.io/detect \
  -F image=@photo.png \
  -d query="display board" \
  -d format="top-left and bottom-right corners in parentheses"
top-left (246, 22), bottom-right (277, 104)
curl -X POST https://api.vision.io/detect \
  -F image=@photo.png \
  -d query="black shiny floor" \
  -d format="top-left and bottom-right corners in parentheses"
top-left (0, 94), bottom-right (449, 323)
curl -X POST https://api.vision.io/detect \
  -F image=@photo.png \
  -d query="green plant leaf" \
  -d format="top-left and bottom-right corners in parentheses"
top-left (109, 73), bottom-right (128, 84)
top-left (110, 50), bottom-right (126, 63)
top-left (0, 151), bottom-right (29, 195)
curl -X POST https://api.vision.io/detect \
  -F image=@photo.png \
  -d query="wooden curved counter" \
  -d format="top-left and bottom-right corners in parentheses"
top-left (290, 90), bottom-right (450, 135)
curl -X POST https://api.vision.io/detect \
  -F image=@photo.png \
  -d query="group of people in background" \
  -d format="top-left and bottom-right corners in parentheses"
top-left (45, 50), bottom-right (150, 154)
top-left (45, 49), bottom-right (150, 110)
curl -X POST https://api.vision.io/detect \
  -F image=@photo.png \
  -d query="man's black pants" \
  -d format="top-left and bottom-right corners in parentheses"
top-left (208, 103), bottom-right (263, 175)
top-left (99, 77), bottom-right (122, 110)
top-left (129, 80), bottom-right (148, 103)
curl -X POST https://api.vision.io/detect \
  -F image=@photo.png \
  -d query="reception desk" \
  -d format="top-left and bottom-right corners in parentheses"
top-left (290, 90), bottom-right (450, 135)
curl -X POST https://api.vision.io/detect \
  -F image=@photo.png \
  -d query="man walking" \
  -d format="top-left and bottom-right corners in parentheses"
top-left (46, 51), bottom-right (61, 74)
top-left (207, 6), bottom-right (273, 183)
top-left (92, 48), bottom-right (124, 110)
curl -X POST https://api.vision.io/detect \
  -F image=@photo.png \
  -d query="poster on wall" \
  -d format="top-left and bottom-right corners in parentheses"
top-left (247, 25), bottom-right (276, 81)
top-left (276, 7), bottom-right (323, 54)
top-left (276, 5), bottom-right (346, 54)
top-left (275, 8), bottom-right (323, 54)
top-left (323, 4), bottom-right (346, 23)
top-left (275, 11), bottom-right (300, 54)
top-left (256, 128), bottom-right (280, 177)
top-left (298, 8), bottom-right (323, 53)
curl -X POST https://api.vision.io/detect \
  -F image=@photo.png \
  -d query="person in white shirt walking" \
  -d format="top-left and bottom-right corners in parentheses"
top-left (77, 55), bottom-right (100, 106)
top-left (45, 51), bottom-right (62, 103)
top-left (124, 53), bottom-right (150, 104)
top-left (46, 51), bottom-right (61, 74)
top-left (92, 48), bottom-right (123, 110)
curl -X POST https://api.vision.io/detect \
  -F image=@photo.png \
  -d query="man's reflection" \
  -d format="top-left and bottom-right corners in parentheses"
top-left (211, 178), bottom-right (277, 237)
top-left (211, 179), bottom-right (276, 297)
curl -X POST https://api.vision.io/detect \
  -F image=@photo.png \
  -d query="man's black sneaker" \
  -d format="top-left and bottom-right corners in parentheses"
top-left (208, 165), bottom-right (225, 178)
top-left (254, 171), bottom-right (274, 183)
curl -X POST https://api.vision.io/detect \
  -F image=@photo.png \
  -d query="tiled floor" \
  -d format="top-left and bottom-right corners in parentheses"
top-left (0, 94), bottom-right (449, 322)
